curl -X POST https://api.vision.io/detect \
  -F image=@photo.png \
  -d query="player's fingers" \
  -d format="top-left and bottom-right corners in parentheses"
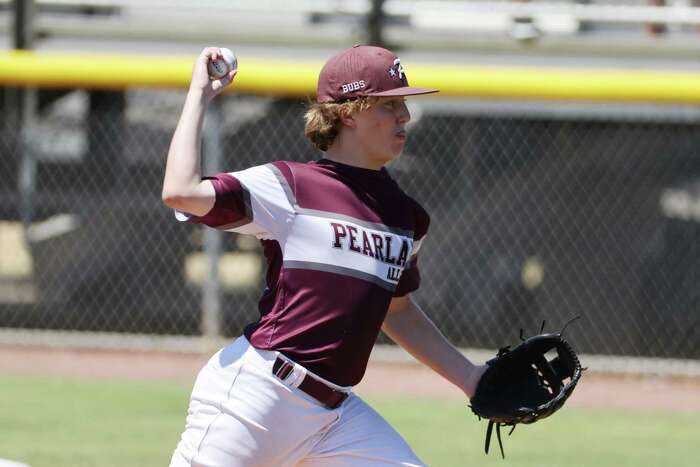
top-left (198, 47), bottom-right (222, 67)
top-left (211, 70), bottom-right (236, 93)
top-left (191, 48), bottom-right (219, 89)
top-left (222, 69), bottom-right (237, 85)
top-left (201, 46), bottom-right (220, 58)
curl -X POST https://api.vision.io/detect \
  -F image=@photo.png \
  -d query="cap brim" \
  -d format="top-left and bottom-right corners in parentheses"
top-left (368, 87), bottom-right (439, 98)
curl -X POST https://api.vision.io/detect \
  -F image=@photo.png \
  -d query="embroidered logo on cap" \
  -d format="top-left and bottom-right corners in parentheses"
top-left (388, 58), bottom-right (405, 80)
top-left (341, 80), bottom-right (366, 93)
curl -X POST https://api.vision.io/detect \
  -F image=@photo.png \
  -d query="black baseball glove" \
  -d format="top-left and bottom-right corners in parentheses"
top-left (469, 320), bottom-right (584, 458)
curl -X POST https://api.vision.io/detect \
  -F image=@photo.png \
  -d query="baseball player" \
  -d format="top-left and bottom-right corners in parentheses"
top-left (162, 45), bottom-right (486, 467)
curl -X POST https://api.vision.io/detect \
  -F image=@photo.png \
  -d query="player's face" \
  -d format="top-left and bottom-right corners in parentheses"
top-left (354, 97), bottom-right (411, 165)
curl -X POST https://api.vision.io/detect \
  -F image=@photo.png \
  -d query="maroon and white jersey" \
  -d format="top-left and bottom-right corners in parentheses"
top-left (177, 159), bottom-right (429, 386)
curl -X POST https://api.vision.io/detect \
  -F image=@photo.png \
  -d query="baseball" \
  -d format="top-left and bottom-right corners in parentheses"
top-left (207, 47), bottom-right (237, 79)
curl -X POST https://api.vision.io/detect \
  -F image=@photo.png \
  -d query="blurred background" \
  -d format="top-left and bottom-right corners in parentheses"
top-left (1, 0), bottom-right (699, 366)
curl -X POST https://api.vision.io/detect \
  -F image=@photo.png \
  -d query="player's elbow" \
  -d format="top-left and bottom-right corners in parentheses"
top-left (161, 187), bottom-right (188, 210)
top-left (162, 180), bottom-right (215, 216)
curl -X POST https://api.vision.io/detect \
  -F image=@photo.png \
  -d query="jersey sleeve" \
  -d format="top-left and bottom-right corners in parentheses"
top-left (393, 202), bottom-right (430, 297)
top-left (175, 162), bottom-right (296, 241)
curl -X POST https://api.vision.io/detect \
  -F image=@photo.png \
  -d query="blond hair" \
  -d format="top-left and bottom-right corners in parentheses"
top-left (304, 97), bottom-right (375, 151)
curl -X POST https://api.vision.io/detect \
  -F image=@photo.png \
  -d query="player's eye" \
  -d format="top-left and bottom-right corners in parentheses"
top-left (383, 98), bottom-right (406, 110)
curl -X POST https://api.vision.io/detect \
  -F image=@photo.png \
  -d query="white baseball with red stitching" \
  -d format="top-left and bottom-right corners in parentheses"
top-left (207, 48), bottom-right (237, 79)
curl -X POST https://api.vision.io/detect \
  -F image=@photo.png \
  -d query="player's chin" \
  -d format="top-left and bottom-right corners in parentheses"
top-left (377, 141), bottom-right (404, 163)
top-left (391, 138), bottom-right (406, 153)
top-left (383, 146), bottom-right (403, 162)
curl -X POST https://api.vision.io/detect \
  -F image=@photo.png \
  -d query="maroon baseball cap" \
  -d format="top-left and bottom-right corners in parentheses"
top-left (316, 45), bottom-right (439, 103)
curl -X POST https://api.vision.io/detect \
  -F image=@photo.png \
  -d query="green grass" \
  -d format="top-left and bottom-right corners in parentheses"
top-left (374, 398), bottom-right (699, 467)
top-left (0, 375), bottom-right (188, 467)
top-left (0, 375), bottom-right (697, 467)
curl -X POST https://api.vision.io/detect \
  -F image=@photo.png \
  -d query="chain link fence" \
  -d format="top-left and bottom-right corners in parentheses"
top-left (0, 87), bottom-right (698, 360)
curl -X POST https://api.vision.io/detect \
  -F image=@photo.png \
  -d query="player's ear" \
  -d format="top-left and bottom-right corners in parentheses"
top-left (337, 101), bottom-right (363, 129)
top-left (338, 104), bottom-right (357, 128)
top-left (339, 114), bottom-right (356, 129)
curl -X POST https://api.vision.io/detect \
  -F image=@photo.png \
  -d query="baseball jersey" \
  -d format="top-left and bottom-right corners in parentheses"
top-left (176, 158), bottom-right (430, 386)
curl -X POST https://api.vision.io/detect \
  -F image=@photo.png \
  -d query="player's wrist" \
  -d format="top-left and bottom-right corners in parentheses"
top-left (186, 87), bottom-right (214, 105)
top-left (464, 364), bottom-right (487, 399)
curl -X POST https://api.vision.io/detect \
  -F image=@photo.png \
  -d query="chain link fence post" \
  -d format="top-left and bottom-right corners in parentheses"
top-left (201, 98), bottom-right (224, 342)
top-left (12, 0), bottom-right (37, 226)
top-left (367, 0), bottom-right (386, 47)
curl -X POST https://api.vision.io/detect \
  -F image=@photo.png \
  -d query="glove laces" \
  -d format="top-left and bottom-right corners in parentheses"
top-left (485, 420), bottom-right (517, 459)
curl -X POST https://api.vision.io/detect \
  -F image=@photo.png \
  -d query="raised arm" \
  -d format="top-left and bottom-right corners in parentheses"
top-left (161, 47), bottom-right (237, 216)
top-left (382, 294), bottom-right (486, 399)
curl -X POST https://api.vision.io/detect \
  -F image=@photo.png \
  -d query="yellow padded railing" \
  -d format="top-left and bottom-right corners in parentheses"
top-left (2, 50), bottom-right (700, 103)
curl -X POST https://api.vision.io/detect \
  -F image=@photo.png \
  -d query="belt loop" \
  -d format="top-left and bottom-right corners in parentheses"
top-left (272, 358), bottom-right (294, 381)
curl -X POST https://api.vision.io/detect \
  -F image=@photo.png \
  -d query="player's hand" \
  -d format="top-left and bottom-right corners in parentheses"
top-left (190, 47), bottom-right (237, 100)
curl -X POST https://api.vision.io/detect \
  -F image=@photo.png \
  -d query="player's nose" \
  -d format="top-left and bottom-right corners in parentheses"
top-left (396, 101), bottom-right (410, 124)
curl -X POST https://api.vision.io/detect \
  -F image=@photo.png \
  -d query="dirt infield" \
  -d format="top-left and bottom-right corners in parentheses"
top-left (2, 345), bottom-right (699, 414)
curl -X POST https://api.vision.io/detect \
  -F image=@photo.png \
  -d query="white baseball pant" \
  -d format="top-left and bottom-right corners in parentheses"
top-left (169, 336), bottom-right (425, 467)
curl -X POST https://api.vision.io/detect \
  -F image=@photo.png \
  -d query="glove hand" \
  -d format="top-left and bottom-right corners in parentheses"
top-left (469, 323), bottom-right (584, 458)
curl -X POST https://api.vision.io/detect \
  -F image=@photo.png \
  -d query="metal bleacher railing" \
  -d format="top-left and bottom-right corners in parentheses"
top-left (4, 1), bottom-right (700, 49)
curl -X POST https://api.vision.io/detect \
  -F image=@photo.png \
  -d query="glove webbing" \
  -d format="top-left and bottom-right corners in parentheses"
top-left (485, 420), bottom-right (516, 459)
